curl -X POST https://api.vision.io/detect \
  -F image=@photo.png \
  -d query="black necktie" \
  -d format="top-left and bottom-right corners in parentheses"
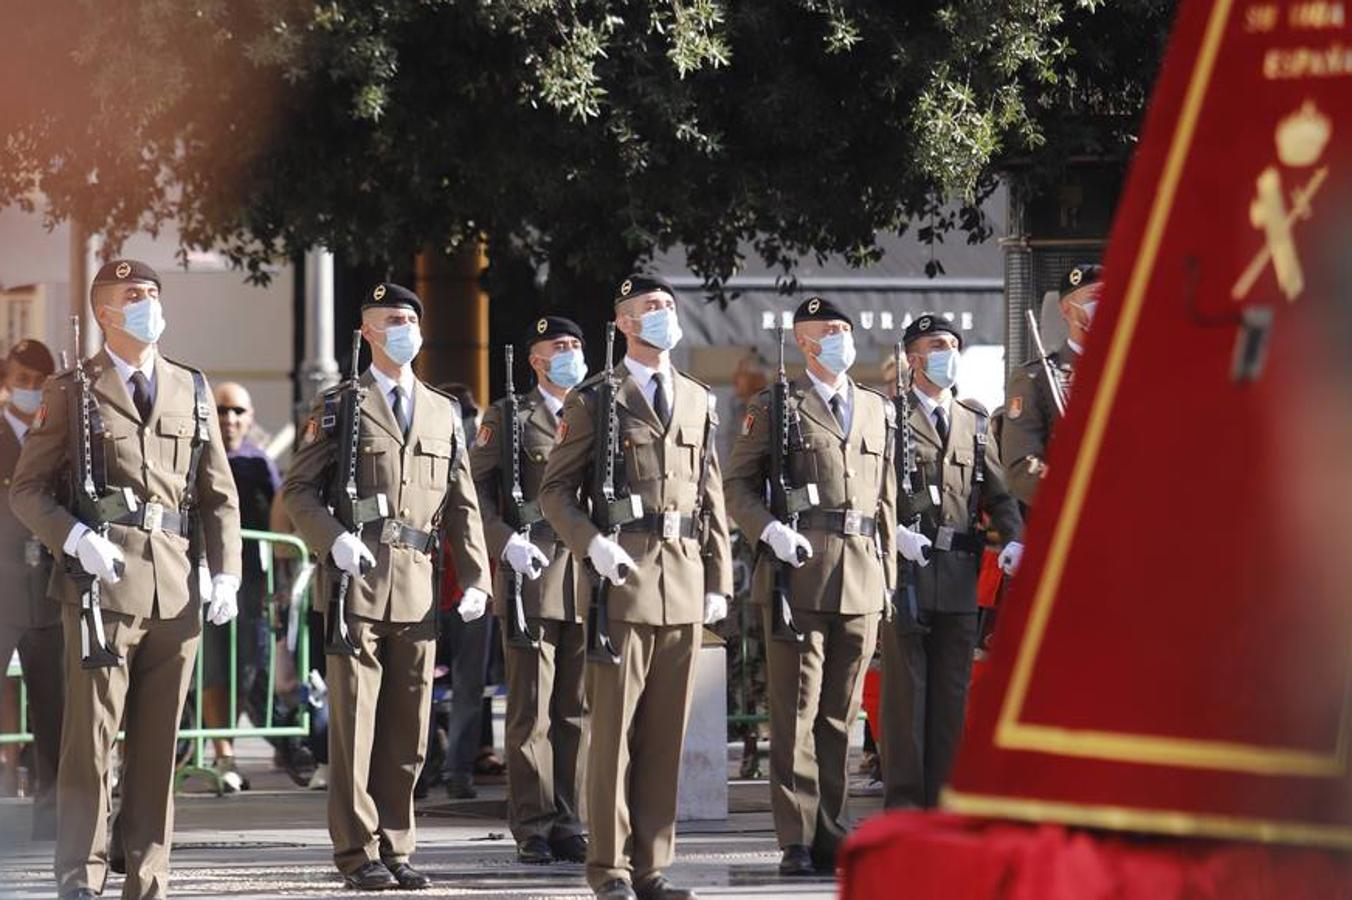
top-left (391, 387), bottom-right (410, 438)
top-left (129, 372), bottom-right (152, 422)
top-left (933, 406), bottom-right (949, 445)
top-left (829, 394), bottom-right (846, 430)
top-left (652, 376), bottom-right (671, 427)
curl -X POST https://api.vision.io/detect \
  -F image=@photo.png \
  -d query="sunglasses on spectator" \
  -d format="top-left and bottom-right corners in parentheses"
top-left (217, 405), bottom-right (249, 416)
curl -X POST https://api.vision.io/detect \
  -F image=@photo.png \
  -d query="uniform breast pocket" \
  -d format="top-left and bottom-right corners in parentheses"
top-left (674, 424), bottom-right (700, 478)
top-left (156, 415), bottom-right (195, 475)
top-left (623, 429), bottom-right (660, 483)
top-left (415, 436), bottom-right (452, 487)
top-left (104, 423), bottom-right (140, 475)
top-left (359, 441), bottom-right (390, 486)
top-left (793, 433), bottom-right (834, 487)
top-left (858, 431), bottom-right (884, 486)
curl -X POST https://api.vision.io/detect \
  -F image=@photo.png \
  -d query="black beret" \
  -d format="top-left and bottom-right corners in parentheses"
top-left (1059, 263), bottom-right (1103, 298)
top-left (793, 296), bottom-right (853, 327)
top-left (91, 259), bottom-right (160, 290)
top-left (614, 274), bottom-right (676, 306)
top-left (7, 339), bottom-right (54, 376)
top-left (526, 315), bottom-right (585, 349)
top-left (362, 282), bottom-right (423, 318)
top-left (902, 313), bottom-right (963, 348)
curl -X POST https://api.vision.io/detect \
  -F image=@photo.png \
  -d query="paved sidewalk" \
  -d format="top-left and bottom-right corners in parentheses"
top-left (0, 749), bottom-right (878, 899)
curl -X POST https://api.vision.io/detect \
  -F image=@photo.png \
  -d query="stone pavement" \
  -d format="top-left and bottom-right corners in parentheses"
top-left (0, 738), bottom-right (882, 899)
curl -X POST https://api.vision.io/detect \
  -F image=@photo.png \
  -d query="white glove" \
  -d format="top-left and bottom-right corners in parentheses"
top-left (206, 574), bottom-right (240, 626)
top-left (759, 520), bottom-right (813, 567)
top-left (458, 586), bottom-right (488, 622)
top-left (587, 534), bottom-right (637, 585)
top-left (76, 531), bottom-right (124, 585)
top-left (703, 592), bottom-right (728, 625)
top-left (330, 532), bottom-right (375, 579)
top-left (998, 541), bottom-right (1024, 576)
top-left (503, 532), bottom-right (550, 580)
top-left (896, 525), bottom-right (932, 567)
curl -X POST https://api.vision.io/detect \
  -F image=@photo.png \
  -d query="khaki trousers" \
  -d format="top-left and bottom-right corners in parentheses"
top-left (56, 604), bottom-right (200, 900)
top-left (763, 606), bottom-right (878, 861)
top-left (0, 620), bottom-right (63, 836)
top-left (585, 621), bottom-right (700, 890)
top-left (326, 617), bottom-right (436, 874)
top-left (502, 618), bottom-right (586, 844)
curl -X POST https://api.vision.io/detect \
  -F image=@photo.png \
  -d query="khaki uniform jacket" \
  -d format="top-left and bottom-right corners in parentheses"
top-left (283, 371), bottom-right (491, 623)
top-left (899, 392), bottom-right (1021, 614)
top-left (724, 376), bottom-right (898, 615)
top-left (0, 414), bottom-right (56, 628)
top-left (1001, 344), bottom-right (1076, 507)
top-left (471, 391), bottom-right (583, 622)
top-left (538, 366), bottom-right (733, 625)
top-left (9, 350), bottom-right (242, 618)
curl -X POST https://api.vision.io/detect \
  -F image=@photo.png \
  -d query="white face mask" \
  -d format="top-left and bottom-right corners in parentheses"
top-left (115, 297), bottom-right (167, 344)
top-left (373, 322), bottom-right (423, 366)
top-left (9, 387), bottom-right (42, 415)
top-left (924, 348), bottom-right (960, 390)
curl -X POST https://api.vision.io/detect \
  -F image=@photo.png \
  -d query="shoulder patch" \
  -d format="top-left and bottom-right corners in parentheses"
top-left (302, 417), bottom-right (320, 445)
top-left (1008, 396), bottom-right (1024, 419)
top-left (556, 418), bottom-right (569, 442)
top-left (741, 408), bottom-right (757, 436)
top-left (33, 401), bottom-right (47, 429)
top-left (475, 424), bottom-right (494, 448)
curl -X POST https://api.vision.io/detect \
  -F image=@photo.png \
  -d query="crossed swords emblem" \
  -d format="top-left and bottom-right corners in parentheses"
top-left (1231, 100), bottom-right (1332, 303)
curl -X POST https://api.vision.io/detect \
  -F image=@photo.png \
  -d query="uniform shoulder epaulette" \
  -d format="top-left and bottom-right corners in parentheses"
top-left (421, 382), bottom-right (462, 413)
top-left (676, 370), bottom-right (711, 392)
top-left (572, 371), bottom-right (608, 395)
top-left (856, 382), bottom-right (890, 403)
top-left (160, 355), bottom-right (204, 377)
top-left (957, 396), bottom-right (990, 418)
top-left (49, 367), bottom-right (77, 382)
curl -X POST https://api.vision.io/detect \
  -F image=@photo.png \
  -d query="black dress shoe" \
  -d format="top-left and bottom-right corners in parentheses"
top-left (549, 833), bottom-right (588, 863)
top-left (635, 874), bottom-right (698, 900)
top-left (779, 844), bottom-right (814, 876)
top-left (343, 861), bottom-right (398, 890)
top-left (811, 846), bottom-right (838, 874)
top-left (387, 862), bottom-right (430, 889)
top-left (109, 852), bottom-right (126, 876)
top-left (517, 835), bottom-right (552, 864)
top-left (594, 879), bottom-right (638, 900)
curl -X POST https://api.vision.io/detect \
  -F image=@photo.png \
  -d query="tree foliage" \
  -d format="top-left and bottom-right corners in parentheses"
top-left (1, 0), bottom-right (1177, 298)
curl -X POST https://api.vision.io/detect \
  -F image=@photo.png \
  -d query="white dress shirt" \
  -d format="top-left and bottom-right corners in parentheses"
top-left (537, 385), bottom-right (565, 420)
top-left (4, 408), bottom-right (30, 445)
top-left (911, 387), bottom-right (952, 439)
top-left (806, 368), bottom-right (853, 434)
top-left (623, 355), bottom-right (674, 417)
top-left (369, 364), bottom-right (416, 428)
top-left (107, 345), bottom-right (158, 406)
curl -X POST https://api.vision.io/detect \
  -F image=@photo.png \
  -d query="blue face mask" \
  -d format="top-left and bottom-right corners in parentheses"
top-left (377, 323), bottom-right (423, 366)
top-left (547, 348), bottom-right (587, 388)
top-left (9, 387), bottom-right (42, 415)
top-left (637, 307), bottom-right (682, 351)
top-left (814, 331), bottom-right (857, 375)
top-left (924, 348), bottom-right (960, 390)
top-left (117, 297), bottom-right (166, 344)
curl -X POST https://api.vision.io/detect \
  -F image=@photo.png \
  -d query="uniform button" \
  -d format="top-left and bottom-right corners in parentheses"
top-left (400, 508), bottom-right (410, 518)
top-left (665, 470), bottom-right (673, 478)
top-left (846, 468), bottom-right (855, 478)
top-left (402, 476), bottom-right (410, 485)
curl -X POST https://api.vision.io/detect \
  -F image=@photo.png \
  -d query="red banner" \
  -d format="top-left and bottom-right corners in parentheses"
top-left (946, 0), bottom-right (1352, 848)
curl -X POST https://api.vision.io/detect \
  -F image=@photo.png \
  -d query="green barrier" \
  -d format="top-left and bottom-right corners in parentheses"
top-left (1, 656), bottom-right (32, 746)
top-left (176, 528), bottom-right (314, 795)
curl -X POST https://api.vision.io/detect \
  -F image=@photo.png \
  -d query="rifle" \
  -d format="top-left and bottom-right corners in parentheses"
top-left (893, 341), bottom-right (929, 625)
top-left (585, 323), bottom-right (643, 664)
top-left (66, 315), bottom-right (129, 669)
top-left (766, 323), bottom-right (816, 643)
top-left (1025, 308), bottom-right (1067, 417)
top-left (324, 329), bottom-right (388, 657)
top-left (501, 344), bottom-right (542, 649)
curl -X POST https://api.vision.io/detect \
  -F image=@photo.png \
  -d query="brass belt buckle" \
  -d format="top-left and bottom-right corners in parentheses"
top-left (141, 501), bottom-right (165, 533)
top-left (842, 509), bottom-right (863, 536)
top-left (380, 519), bottom-right (403, 546)
top-left (935, 525), bottom-right (955, 552)
top-left (661, 510), bottom-right (681, 541)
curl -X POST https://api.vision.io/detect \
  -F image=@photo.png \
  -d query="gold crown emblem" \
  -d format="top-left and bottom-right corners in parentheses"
top-left (1276, 100), bottom-right (1331, 167)
top-left (1069, 267), bottom-right (1083, 287)
top-left (372, 284), bottom-right (387, 301)
top-left (807, 298), bottom-right (821, 314)
top-left (620, 279), bottom-right (633, 296)
top-left (115, 262), bottom-right (131, 279)
top-left (536, 318), bottom-right (548, 334)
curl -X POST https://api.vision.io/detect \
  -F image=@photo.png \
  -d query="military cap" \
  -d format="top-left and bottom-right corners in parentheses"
top-left (7, 339), bottom-right (55, 376)
top-left (614, 274), bottom-right (676, 306)
top-left (902, 312), bottom-right (963, 348)
top-left (793, 296), bottom-right (853, 327)
top-left (527, 315), bottom-right (585, 349)
top-left (92, 259), bottom-right (160, 290)
top-left (362, 282), bottom-right (423, 318)
top-left (1059, 263), bottom-right (1103, 298)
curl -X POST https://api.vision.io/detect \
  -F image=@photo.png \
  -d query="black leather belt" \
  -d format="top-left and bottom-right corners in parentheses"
top-left (366, 518), bottom-right (436, 554)
top-left (796, 509), bottom-right (878, 537)
top-left (111, 502), bottom-right (192, 537)
top-left (921, 524), bottom-right (986, 554)
top-left (620, 511), bottom-right (699, 541)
